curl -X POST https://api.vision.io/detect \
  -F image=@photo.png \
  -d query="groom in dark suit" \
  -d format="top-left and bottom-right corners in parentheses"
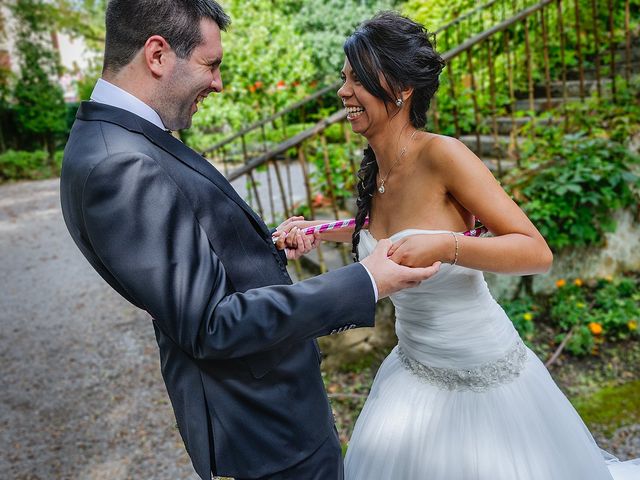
top-left (60, 1), bottom-right (439, 479)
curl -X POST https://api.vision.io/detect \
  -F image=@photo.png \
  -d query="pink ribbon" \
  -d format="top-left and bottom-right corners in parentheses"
top-left (275, 217), bottom-right (487, 240)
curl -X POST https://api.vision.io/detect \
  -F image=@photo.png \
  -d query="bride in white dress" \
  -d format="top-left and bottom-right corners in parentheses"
top-left (282, 11), bottom-right (639, 480)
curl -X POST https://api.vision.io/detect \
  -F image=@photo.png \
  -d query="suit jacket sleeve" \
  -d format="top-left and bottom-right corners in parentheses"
top-left (81, 152), bottom-right (375, 359)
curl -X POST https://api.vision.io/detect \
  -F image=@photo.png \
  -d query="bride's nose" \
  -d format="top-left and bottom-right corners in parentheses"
top-left (337, 81), bottom-right (352, 101)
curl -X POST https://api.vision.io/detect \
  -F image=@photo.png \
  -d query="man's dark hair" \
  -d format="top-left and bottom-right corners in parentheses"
top-left (103, 0), bottom-right (230, 73)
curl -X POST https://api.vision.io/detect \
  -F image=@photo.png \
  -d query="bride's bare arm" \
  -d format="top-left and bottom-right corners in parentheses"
top-left (389, 137), bottom-right (553, 275)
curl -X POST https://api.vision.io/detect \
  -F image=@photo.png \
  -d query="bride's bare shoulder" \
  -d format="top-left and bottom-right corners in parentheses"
top-left (416, 133), bottom-right (477, 171)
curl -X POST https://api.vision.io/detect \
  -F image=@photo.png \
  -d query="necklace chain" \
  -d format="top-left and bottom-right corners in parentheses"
top-left (378, 129), bottom-right (418, 194)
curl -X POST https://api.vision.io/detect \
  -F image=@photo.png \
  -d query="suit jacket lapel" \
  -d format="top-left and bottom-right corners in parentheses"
top-left (77, 102), bottom-right (270, 237)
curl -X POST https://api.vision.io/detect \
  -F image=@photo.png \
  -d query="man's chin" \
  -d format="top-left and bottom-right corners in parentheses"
top-left (164, 117), bottom-right (192, 132)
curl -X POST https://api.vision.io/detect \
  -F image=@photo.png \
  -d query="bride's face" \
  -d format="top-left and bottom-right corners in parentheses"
top-left (337, 58), bottom-right (391, 138)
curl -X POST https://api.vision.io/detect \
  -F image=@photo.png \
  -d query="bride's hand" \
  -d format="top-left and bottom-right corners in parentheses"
top-left (273, 227), bottom-right (320, 260)
top-left (276, 216), bottom-right (327, 234)
top-left (388, 234), bottom-right (453, 267)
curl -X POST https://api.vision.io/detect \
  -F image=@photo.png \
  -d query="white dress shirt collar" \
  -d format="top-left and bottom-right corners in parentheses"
top-left (90, 78), bottom-right (167, 131)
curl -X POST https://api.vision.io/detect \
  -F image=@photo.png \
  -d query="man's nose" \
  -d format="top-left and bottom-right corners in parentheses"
top-left (211, 71), bottom-right (223, 93)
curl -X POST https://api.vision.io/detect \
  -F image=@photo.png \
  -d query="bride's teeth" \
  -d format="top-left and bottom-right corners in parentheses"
top-left (345, 106), bottom-right (365, 118)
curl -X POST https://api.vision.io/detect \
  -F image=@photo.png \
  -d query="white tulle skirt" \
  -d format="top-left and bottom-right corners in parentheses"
top-left (344, 346), bottom-right (635, 480)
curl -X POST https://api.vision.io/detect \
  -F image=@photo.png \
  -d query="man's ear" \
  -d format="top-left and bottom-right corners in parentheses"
top-left (144, 35), bottom-right (174, 78)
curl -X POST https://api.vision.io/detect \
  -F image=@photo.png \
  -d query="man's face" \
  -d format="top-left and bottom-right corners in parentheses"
top-left (160, 18), bottom-right (223, 131)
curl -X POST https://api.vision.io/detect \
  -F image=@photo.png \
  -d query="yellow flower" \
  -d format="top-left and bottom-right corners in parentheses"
top-left (574, 278), bottom-right (583, 287)
top-left (556, 279), bottom-right (566, 288)
top-left (628, 320), bottom-right (638, 331)
top-left (523, 312), bottom-right (534, 322)
top-left (576, 302), bottom-right (585, 308)
top-left (588, 322), bottom-right (603, 335)
top-left (604, 275), bottom-right (613, 282)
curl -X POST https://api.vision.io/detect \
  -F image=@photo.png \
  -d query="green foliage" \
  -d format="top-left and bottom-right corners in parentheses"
top-left (290, 0), bottom-right (395, 82)
top-left (504, 130), bottom-right (640, 251)
top-left (0, 149), bottom-right (63, 181)
top-left (500, 274), bottom-right (640, 357)
top-left (500, 296), bottom-right (537, 343)
top-left (190, 0), bottom-right (317, 146)
top-left (50, 0), bottom-right (107, 49)
top-left (549, 277), bottom-right (640, 356)
top-left (558, 77), bottom-right (640, 145)
top-left (403, 0), bottom-right (477, 32)
top-left (10, 0), bottom-right (68, 155)
top-left (308, 138), bottom-right (358, 209)
top-left (189, 0), bottom-right (395, 151)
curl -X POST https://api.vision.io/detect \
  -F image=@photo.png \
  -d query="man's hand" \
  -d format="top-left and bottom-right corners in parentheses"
top-left (273, 227), bottom-right (320, 260)
top-left (361, 239), bottom-right (440, 299)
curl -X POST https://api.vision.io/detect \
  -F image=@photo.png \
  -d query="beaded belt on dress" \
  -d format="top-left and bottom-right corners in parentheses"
top-left (396, 340), bottom-right (528, 392)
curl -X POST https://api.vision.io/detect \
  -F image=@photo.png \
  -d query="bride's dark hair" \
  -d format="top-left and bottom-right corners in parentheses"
top-left (344, 11), bottom-right (445, 260)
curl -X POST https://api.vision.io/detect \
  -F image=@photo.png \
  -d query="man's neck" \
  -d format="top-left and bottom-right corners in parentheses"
top-left (102, 68), bottom-right (152, 107)
top-left (91, 77), bottom-right (167, 131)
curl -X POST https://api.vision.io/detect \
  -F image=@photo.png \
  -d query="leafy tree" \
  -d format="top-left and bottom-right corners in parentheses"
top-left (51, 0), bottom-right (106, 49)
top-left (52, 0), bottom-right (106, 100)
top-left (0, 7), bottom-right (12, 152)
top-left (11, 0), bottom-right (67, 159)
top-left (290, 0), bottom-right (395, 82)
top-left (403, 0), bottom-right (477, 32)
top-left (189, 0), bottom-right (318, 150)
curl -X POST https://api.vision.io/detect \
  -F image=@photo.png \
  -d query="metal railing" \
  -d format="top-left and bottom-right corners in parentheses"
top-left (204, 0), bottom-right (539, 172)
top-left (431, 0), bottom-right (636, 174)
top-left (205, 0), bottom-right (636, 272)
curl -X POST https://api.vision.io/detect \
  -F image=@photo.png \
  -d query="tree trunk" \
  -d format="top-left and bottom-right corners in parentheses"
top-left (45, 133), bottom-right (55, 165)
top-left (0, 118), bottom-right (5, 153)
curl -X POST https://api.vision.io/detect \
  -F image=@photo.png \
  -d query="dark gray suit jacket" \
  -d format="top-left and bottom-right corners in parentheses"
top-left (60, 102), bottom-right (375, 479)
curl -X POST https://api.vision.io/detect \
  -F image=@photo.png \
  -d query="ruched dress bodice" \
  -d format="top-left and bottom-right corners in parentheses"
top-left (359, 229), bottom-right (521, 370)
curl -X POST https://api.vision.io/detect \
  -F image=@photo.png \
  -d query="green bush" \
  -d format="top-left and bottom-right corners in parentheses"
top-left (500, 295), bottom-right (538, 343)
top-left (549, 276), bottom-right (640, 355)
top-left (500, 274), bottom-right (640, 357)
top-left (0, 149), bottom-right (62, 181)
top-left (504, 132), bottom-right (640, 251)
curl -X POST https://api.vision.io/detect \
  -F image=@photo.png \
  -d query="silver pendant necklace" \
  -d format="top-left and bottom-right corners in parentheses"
top-left (378, 128), bottom-right (418, 194)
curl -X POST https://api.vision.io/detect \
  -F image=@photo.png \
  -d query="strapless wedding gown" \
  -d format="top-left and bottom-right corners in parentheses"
top-left (344, 229), bottom-right (640, 480)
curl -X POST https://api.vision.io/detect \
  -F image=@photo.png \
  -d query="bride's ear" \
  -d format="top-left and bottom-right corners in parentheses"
top-left (398, 86), bottom-right (414, 104)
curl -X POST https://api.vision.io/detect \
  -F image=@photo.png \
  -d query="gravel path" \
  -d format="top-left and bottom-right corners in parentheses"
top-left (0, 179), bottom-right (199, 479)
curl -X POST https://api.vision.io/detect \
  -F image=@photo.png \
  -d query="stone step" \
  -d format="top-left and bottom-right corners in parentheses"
top-left (460, 134), bottom-right (514, 158)
top-left (515, 79), bottom-right (612, 99)
top-left (511, 96), bottom-right (582, 113)
top-left (484, 116), bottom-right (532, 135)
top-left (570, 60), bottom-right (640, 81)
top-left (482, 157), bottom-right (518, 173)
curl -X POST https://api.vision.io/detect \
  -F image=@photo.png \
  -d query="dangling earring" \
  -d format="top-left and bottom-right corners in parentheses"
top-left (395, 98), bottom-right (404, 107)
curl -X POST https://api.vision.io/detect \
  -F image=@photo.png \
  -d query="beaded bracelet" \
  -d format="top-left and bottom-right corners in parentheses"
top-left (450, 232), bottom-right (459, 266)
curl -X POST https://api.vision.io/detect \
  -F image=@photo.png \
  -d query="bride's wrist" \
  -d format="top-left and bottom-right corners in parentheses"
top-left (440, 233), bottom-right (457, 264)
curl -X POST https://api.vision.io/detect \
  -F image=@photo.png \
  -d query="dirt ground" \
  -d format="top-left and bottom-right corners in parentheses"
top-left (0, 179), bottom-right (199, 479)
